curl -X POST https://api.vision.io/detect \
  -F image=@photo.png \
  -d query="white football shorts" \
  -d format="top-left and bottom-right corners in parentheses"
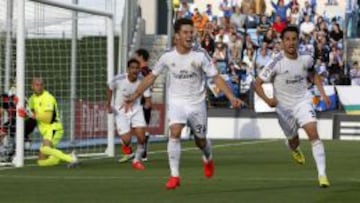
top-left (114, 107), bottom-right (146, 135)
top-left (276, 100), bottom-right (317, 139)
top-left (168, 101), bottom-right (207, 138)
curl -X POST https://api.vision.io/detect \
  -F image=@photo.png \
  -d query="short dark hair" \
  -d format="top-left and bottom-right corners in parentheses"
top-left (135, 49), bottom-right (150, 61)
top-left (174, 18), bottom-right (193, 33)
top-left (127, 58), bottom-right (140, 68)
top-left (281, 25), bottom-right (299, 39)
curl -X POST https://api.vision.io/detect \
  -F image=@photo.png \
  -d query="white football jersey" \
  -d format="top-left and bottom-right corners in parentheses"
top-left (259, 52), bottom-right (314, 108)
top-left (108, 73), bottom-right (151, 111)
top-left (152, 47), bottom-right (218, 105)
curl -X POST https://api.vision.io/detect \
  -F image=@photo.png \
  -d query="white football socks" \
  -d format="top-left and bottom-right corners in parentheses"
top-left (311, 139), bottom-right (327, 177)
top-left (133, 144), bottom-right (145, 163)
top-left (168, 138), bottom-right (181, 177)
top-left (202, 139), bottom-right (213, 162)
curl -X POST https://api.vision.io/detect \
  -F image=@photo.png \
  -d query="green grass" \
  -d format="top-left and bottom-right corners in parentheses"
top-left (0, 140), bottom-right (359, 203)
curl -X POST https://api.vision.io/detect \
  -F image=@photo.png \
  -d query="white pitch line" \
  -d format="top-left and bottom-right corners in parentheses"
top-left (0, 140), bottom-right (277, 171)
top-left (0, 173), bottom-right (359, 183)
top-left (147, 139), bottom-right (278, 154)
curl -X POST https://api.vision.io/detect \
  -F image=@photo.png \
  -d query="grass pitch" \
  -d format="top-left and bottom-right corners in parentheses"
top-left (0, 140), bottom-right (359, 203)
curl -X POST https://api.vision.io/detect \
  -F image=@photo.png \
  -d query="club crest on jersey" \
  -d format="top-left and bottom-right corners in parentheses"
top-left (262, 69), bottom-right (271, 78)
top-left (191, 61), bottom-right (201, 69)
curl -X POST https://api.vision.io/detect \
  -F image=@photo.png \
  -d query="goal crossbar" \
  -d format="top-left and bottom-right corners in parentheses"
top-left (29, 0), bottom-right (113, 17)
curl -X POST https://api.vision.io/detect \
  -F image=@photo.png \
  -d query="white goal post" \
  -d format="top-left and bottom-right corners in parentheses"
top-left (12, 0), bottom-right (115, 167)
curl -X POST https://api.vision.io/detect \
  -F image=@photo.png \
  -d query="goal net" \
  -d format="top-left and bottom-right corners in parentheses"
top-left (0, 0), bottom-right (115, 167)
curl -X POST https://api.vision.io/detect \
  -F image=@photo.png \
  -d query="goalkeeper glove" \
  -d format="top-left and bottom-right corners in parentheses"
top-left (17, 107), bottom-right (30, 118)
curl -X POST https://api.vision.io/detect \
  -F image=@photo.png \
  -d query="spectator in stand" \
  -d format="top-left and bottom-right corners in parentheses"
top-left (271, 0), bottom-right (292, 22)
top-left (301, 1), bottom-right (315, 19)
top-left (271, 40), bottom-right (282, 58)
top-left (201, 33), bottom-right (215, 57)
top-left (242, 48), bottom-right (256, 76)
top-left (263, 28), bottom-right (276, 49)
top-left (241, 0), bottom-right (255, 15)
top-left (310, 0), bottom-right (317, 12)
top-left (326, 0), bottom-right (338, 6)
top-left (257, 15), bottom-right (271, 37)
top-left (243, 34), bottom-right (257, 52)
top-left (239, 65), bottom-right (254, 107)
top-left (314, 37), bottom-right (330, 63)
top-left (317, 21), bottom-right (329, 36)
top-left (256, 42), bottom-right (272, 75)
top-left (315, 59), bottom-right (330, 85)
top-left (177, 1), bottom-right (192, 20)
top-left (350, 61), bottom-right (360, 85)
top-left (328, 45), bottom-right (344, 84)
top-left (213, 41), bottom-right (228, 74)
top-left (220, 16), bottom-right (232, 33)
top-left (207, 20), bottom-right (220, 36)
top-left (289, 7), bottom-right (301, 25)
top-left (219, 0), bottom-right (236, 18)
top-left (290, 0), bottom-right (299, 11)
top-left (215, 28), bottom-right (231, 44)
top-left (329, 23), bottom-right (343, 49)
top-left (244, 8), bottom-right (259, 30)
top-left (204, 4), bottom-right (214, 21)
top-left (228, 32), bottom-right (243, 64)
top-left (273, 15), bottom-right (287, 35)
top-left (299, 34), bottom-right (314, 55)
top-left (300, 15), bottom-right (315, 37)
top-left (192, 8), bottom-right (209, 34)
top-left (315, 16), bottom-right (325, 30)
top-left (254, 0), bottom-right (266, 16)
top-left (230, 6), bottom-right (246, 33)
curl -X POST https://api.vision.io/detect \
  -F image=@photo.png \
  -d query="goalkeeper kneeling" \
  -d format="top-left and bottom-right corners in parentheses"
top-left (18, 77), bottom-right (79, 168)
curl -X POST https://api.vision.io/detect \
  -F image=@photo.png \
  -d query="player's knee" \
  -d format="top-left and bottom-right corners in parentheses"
top-left (138, 138), bottom-right (146, 145)
top-left (169, 125), bottom-right (183, 138)
top-left (39, 146), bottom-right (52, 154)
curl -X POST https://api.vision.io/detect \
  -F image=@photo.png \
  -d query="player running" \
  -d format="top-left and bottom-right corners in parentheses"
top-left (254, 26), bottom-right (330, 188)
top-left (126, 18), bottom-right (244, 189)
top-left (107, 58), bottom-right (151, 170)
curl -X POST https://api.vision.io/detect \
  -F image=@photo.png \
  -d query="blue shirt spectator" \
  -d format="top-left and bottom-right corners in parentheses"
top-left (271, 0), bottom-right (292, 22)
top-left (219, 0), bottom-right (236, 18)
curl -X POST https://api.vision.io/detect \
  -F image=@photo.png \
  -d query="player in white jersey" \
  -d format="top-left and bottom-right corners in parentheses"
top-left (254, 26), bottom-right (331, 188)
top-left (126, 18), bottom-right (244, 190)
top-left (107, 58), bottom-right (151, 170)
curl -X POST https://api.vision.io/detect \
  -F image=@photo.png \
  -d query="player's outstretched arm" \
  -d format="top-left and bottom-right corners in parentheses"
top-left (313, 73), bottom-right (331, 107)
top-left (254, 77), bottom-right (277, 107)
top-left (127, 73), bottom-right (157, 103)
top-left (212, 74), bottom-right (244, 108)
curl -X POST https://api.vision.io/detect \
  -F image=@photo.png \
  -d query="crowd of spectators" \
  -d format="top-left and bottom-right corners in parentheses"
top-left (174, 0), bottom-right (352, 108)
